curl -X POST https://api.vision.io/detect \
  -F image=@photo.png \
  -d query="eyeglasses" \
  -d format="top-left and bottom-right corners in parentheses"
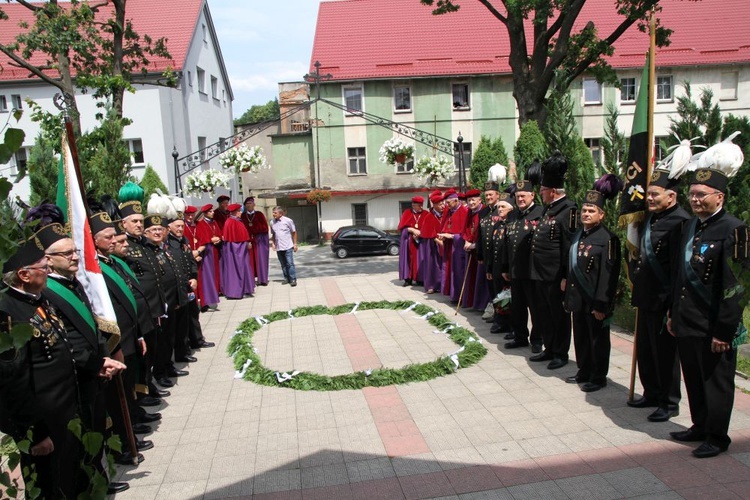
top-left (22, 264), bottom-right (50, 273)
top-left (688, 191), bottom-right (722, 201)
top-left (46, 248), bottom-right (81, 260)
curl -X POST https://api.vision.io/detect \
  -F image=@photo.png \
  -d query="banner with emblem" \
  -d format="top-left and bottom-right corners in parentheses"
top-left (56, 129), bottom-right (120, 339)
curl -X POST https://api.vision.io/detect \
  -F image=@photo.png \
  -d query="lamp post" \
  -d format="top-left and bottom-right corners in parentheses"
top-left (456, 132), bottom-right (465, 193)
top-left (304, 61), bottom-right (331, 244)
top-left (172, 146), bottom-right (180, 193)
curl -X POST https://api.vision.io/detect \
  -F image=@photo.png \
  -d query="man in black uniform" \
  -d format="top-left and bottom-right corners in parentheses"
top-left (166, 214), bottom-right (200, 363)
top-left (484, 190), bottom-right (515, 336)
top-left (502, 175), bottom-right (544, 352)
top-left (0, 235), bottom-right (81, 498)
top-left (628, 168), bottom-right (690, 421)
top-left (668, 167), bottom-right (749, 458)
top-left (530, 153), bottom-right (578, 369)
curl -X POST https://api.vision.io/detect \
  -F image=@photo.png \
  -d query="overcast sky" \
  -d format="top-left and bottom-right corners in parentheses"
top-left (209, 0), bottom-right (324, 117)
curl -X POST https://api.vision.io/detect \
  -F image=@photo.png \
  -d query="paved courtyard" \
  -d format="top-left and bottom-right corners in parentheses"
top-left (114, 246), bottom-right (750, 499)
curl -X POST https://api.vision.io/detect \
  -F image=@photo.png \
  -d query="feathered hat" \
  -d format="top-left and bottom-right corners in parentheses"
top-left (514, 160), bottom-right (541, 193)
top-left (541, 152), bottom-right (568, 189)
top-left (585, 174), bottom-right (624, 209)
top-left (487, 164), bottom-right (507, 186)
top-left (118, 181), bottom-right (144, 204)
top-left (688, 131), bottom-right (744, 193)
top-left (24, 203), bottom-right (70, 250)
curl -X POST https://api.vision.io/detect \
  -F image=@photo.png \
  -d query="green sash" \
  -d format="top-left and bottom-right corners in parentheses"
top-left (100, 261), bottom-right (138, 314)
top-left (45, 278), bottom-right (96, 335)
top-left (569, 229), bottom-right (595, 301)
top-left (111, 255), bottom-right (139, 283)
top-left (641, 213), bottom-right (669, 286)
top-left (682, 218), bottom-right (714, 310)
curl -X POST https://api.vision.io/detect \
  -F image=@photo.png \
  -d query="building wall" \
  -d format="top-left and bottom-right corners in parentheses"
top-left (319, 192), bottom-right (426, 235)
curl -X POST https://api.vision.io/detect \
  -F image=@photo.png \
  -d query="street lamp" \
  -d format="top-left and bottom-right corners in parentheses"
top-left (456, 132), bottom-right (465, 192)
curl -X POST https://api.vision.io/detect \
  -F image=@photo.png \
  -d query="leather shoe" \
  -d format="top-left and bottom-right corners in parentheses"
top-left (627, 396), bottom-right (658, 408)
top-left (531, 344), bottom-right (543, 354)
top-left (529, 351), bottom-right (553, 362)
top-left (581, 381), bottom-right (606, 392)
top-left (137, 412), bottom-right (162, 423)
top-left (114, 452), bottom-right (144, 466)
top-left (167, 369), bottom-right (189, 377)
top-left (647, 407), bottom-right (679, 422)
top-left (692, 441), bottom-right (727, 459)
top-left (670, 428), bottom-right (706, 442)
top-left (402, 279), bottom-right (412, 287)
top-left (490, 324), bottom-right (510, 334)
top-left (547, 358), bottom-right (568, 370)
top-left (138, 396), bottom-right (162, 407)
top-left (107, 482), bottom-right (130, 494)
top-left (176, 356), bottom-right (197, 363)
top-left (504, 332), bottom-right (515, 340)
top-left (290, 281), bottom-right (297, 287)
top-left (157, 377), bottom-right (175, 387)
top-left (136, 439), bottom-right (154, 451)
top-left (504, 339), bottom-right (529, 349)
top-left (132, 423), bottom-right (152, 435)
top-left (150, 388), bottom-right (170, 398)
top-left (566, 375), bottom-right (584, 384)
top-left (196, 340), bottom-right (215, 348)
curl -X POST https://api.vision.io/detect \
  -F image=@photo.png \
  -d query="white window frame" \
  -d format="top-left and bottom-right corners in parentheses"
top-left (656, 75), bottom-right (673, 102)
top-left (202, 24), bottom-right (208, 45)
top-left (452, 83), bottom-right (470, 110)
top-left (198, 136), bottom-right (207, 162)
top-left (347, 147), bottom-right (367, 175)
top-left (351, 203), bottom-right (368, 226)
top-left (187, 70), bottom-right (193, 87)
top-left (584, 138), bottom-right (602, 166)
top-left (197, 67), bottom-right (206, 94)
top-left (343, 85), bottom-right (364, 115)
top-left (10, 147), bottom-right (29, 175)
top-left (394, 85), bottom-right (412, 113)
top-left (620, 77), bottom-right (636, 103)
top-left (395, 158), bottom-right (414, 174)
top-left (720, 71), bottom-right (738, 101)
top-left (0, 96), bottom-right (7, 113)
top-left (125, 139), bottom-right (145, 166)
top-left (211, 75), bottom-right (219, 100)
top-left (583, 78), bottom-right (602, 105)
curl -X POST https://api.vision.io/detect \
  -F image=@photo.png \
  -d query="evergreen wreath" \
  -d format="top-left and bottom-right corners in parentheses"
top-left (228, 300), bottom-right (487, 391)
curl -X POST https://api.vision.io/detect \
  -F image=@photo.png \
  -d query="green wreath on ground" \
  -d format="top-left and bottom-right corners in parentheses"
top-left (227, 300), bottom-right (488, 391)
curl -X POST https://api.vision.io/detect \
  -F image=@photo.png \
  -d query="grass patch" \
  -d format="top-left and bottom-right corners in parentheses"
top-left (612, 303), bottom-right (637, 334)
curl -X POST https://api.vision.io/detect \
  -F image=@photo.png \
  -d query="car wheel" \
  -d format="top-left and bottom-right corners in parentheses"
top-left (387, 244), bottom-right (399, 256)
top-left (336, 247), bottom-right (348, 259)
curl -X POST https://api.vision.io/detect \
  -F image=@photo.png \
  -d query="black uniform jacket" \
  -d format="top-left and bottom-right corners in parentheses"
top-left (100, 255), bottom-right (140, 358)
top-left (167, 233), bottom-right (198, 296)
top-left (530, 196), bottom-right (578, 282)
top-left (124, 234), bottom-right (167, 319)
top-left (111, 255), bottom-right (156, 338)
top-left (476, 205), bottom-right (497, 264)
top-left (631, 204), bottom-right (690, 311)
top-left (670, 209), bottom-right (749, 343)
top-left (502, 203), bottom-right (544, 279)
top-left (564, 224), bottom-right (621, 314)
top-left (0, 288), bottom-right (78, 443)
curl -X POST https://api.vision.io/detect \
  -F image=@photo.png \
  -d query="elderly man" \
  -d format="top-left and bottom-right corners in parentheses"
top-left (668, 167), bottom-right (748, 458)
top-left (241, 196), bottom-right (270, 286)
top-left (418, 190), bottom-right (444, 294)
top-left (461, 189), bottom-right (485, 308)
top-left (438, 189), bottom-right (469, 301)
top-left (213, 194), bottom-right (231, 230)
top-left (181, 207), bottom-right (214, 350)
top-left (485, 191), bottom-right (515, 335)
top-left (196, 204), bottom-right (222, 309)
top-left (398, 195), bottom-right (428, 287)
top-left (221, 203), bottom-right (255, 298)
top-left (270, 206), bottom-right (298, 286)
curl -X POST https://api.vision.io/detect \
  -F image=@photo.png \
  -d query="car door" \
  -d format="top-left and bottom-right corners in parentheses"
top-left (358, 228), bottom-right (385, 254)
top-left (338, 228), bottom-right (360, 254)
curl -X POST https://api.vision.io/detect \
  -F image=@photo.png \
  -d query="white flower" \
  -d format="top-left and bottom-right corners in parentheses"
top-left (379, 137), bottom-right (415, 165)
top-left (218, 144), bottom-right (270, 174)
top-left (413, 155), bottom-right (455, 184)
top-left (185, 169), bottom-right (232, 197)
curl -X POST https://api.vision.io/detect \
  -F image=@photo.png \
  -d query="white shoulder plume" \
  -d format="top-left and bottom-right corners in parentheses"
top-left (693, 131), bottom-right (744, 178)
top-left (488, 164), bottom-right (507, 185)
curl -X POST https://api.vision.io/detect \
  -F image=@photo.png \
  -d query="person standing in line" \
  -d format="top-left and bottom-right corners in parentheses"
top-left (418, 190), bottom-right (445, 294)
top-left (269, 206), bottom-right (298, 286)
top-left (437, 189), bottom-right (469, 301)
top-left (461, 189), bottom-right (484, 308)
top-left (213, 195), bottom-right (230, 230)
top-left (221, 203), bottom-right (256, 298)
top-left (397, 196), bottom-right (428, 287)
top-left (195, 204), bottom-right (222, 310)
top-left (241, 196), bottom-right (270, 286)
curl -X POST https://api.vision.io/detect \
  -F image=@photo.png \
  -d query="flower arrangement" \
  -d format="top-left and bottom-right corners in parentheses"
top-left (379, 137), bottom-right (414, 166)
top-left (218, 144), bottom-right (270, 174)
top-left (413, 155), bottom-right (455, 184)
top-left (306, 188), bottom-right (332, 205)
top-left (184, 168), bottom-right (232, 196)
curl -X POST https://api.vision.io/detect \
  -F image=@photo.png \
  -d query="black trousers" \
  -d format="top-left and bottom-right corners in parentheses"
top-left (677, 336), bottom-right (736, 447)
top-left (187, 299), bottom-right (206, 348)
top-left (534, 280), bottom-right (571, 359)
top-left (153, 314), bottom-right (176, 379)
top-left (490, 273), bottom-right (511, 330)
top-left (635, 309), bottom-right (681, 409)
top-left (173, 306), bottom-right (191, 360)
top-left (572, 311), bottom-right (611, 384)
top-left (509, 278), bottom-right (542, 345)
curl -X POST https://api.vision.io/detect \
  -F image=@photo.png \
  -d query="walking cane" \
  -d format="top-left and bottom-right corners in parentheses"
top-left (455, 253), bottom-right (474, 315)
top-left (115, 373), bottom-right (139, 465)
top-left (628, 308), bottom-right (640, 401)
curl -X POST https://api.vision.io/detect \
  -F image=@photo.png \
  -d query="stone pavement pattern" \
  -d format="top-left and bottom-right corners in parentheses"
top-left (114, 246), bottom-right (750, 499)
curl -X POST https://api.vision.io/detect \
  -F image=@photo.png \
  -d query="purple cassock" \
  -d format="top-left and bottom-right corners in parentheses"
top-left (199, 245), bottom-right (220, 307)
top-left (398, 229), bottom-right (412, 281)
top-left (253, 233), bottom-right (270, 285)
top-left (471, 261), bottom-right (490, 310)
top-left (449, 236), bottom-right (468, 302)
top-left (418, 239), bottom-right (441, 293)
top-left (221, 242), bottom-right (255, 299)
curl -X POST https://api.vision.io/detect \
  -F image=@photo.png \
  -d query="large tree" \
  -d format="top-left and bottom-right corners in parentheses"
top-left (420, 0), bottom-right (672, 127)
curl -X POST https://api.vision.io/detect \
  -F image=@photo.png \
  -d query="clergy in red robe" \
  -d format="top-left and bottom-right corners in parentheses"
top-left (221, 204), bottom-right (255, 299)
top-left (461, 189), bottom-right (484, 308)
top-left (438, 189), bottom-right (469, 302)
top-left (397, 196), bottom-right (429, 286)
top-left (417, 190), bottom-right (445, 294)
top-left (213, 195), bottom-right (230, 230)
top-left (240, 196), bottom-right (270, 286)
top-left (196, 203), bottom-right (222, 309)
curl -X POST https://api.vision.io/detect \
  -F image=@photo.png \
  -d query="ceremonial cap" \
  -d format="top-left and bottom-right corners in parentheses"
top-left (2, 234), bottom-right (47, 273)
top-left (89, 212), bottom-right (114, 235)
top-left (144, 214), bottom-right (168, 229)
top-left (119, 200), bottom-right (142, 219)
top-left (228, 203), bottom-right (242, 212)
top-left (465, 189), bottom-right (482, 198)
top-left (411, 196), bottom-right (424, 204)
top-left (689, 168), bottom-right (729, 193)
top-left (200, 204), bottom-right (214, 213)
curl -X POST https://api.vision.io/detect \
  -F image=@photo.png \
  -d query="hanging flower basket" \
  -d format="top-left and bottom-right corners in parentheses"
top-left (184, 168), bottom-right (232, 197)
top-left (379, 137), bottom-right (414, 166)
top-left (413, 155), bottom-right (455, 185)
top-left (218, 144), bottom-right (271, 174)
top-left (306, 188), bottom-right (332, 205)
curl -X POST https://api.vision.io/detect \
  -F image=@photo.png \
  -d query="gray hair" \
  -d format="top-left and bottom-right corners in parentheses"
top-left (272, 206), bottom-right (284, 213)
top-left (2, 270), bottom-right (20, 287)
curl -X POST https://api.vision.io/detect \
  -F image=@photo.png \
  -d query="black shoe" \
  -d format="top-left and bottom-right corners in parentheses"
top-left (259, 282), bottom-right (268, 286)
top-left (670, 428), bottom-right (706, 442)
top-left (136, 439), bottom-right (154, 451)
top-left (490, 324), bottom-right (511, 334)
top-left (504, 340), bottom-right (530, 349)
top-left (402, 279), bottom-right (412, 287)
top-left (692, 441), bottom-right (727, 459)
top-left (107, 482), bottom-right (130, 493)
top-left (504, 332), bottom-right (515, 340)
top-left (138, 396), bottom-right (162, 407)
top-left (167, 369), bottom-right (189, 377)
top-left (529, 351), bottom-right (553, 362)
top-left (647, 407), bottom-right (679, 422)
top-left (196, 340), bottom-right (215, 348)
top-left (176, 356), bottom-right (197, 363)
top-left (150, 388), bottom-right (170, 398)
top-left (627, 396), bottom-right (658, 408)
top-left (200, 306), bottom-right (209, 313)
top-left (156, 377), bottom-right (175, 387)
top-left (114, 452), bottom-right (144, 466)
top-left (137, 412), bottom-right (162, 423)
top-left (581, 381), bottom-right (606, 392)
top-left (547, 358), bottom-right (568, 370)
top-left (531, 344), bottom-right (543, 354)
top-left (566, 375), bottom-right (585, 384)
top-left (132, 423), bottom-right (152, 435)
top-left (290, 281), bottom-right (297, 287)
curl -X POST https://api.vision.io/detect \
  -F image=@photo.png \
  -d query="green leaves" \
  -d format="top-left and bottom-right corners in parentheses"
top-left (0, 324), bottom-right (35, 355)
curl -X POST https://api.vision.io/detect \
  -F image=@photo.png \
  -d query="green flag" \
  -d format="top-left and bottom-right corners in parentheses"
top-left (619, 57), bottom-right (650, 219)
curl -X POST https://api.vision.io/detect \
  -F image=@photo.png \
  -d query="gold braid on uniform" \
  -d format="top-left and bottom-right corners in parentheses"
top-left (96, 317), bottom-right (122, 353)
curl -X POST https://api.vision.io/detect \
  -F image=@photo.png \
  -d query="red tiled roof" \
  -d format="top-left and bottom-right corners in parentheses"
top-left (0, 0), bottom-right (202, 82)
top-left (310, 0), bottom-right (750, 81)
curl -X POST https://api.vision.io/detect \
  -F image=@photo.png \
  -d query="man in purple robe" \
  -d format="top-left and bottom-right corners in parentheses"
top-left (418, 190), bottom-right (444, 294)
top-left (196, 204), bottom-right (222, 311)
top-left (240, 196), bottom-right (270, 286)
top-left (221, 204), bottom-right (255, 299)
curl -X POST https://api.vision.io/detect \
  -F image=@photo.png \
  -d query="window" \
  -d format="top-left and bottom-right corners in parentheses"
top-left (125, 139), bottom-right (145, 165)
top-left (452, 83), bottom-right (470, 109)
top-left (11, 147), bottom-right (28, 175)
top-left (721, 71), bottom-right (738, 100)
top-left (584, 138), bottom-right (602, 166)
top-left (454, 141), bottom-right (472, 174)
top-left (347, 147), bottom-right (367, 175)
top-left (10, 94), bottom-right (22, 110)
top-left (394, 86), bottom-right (411, 112)
top-left (211, 76), bottom-right (219, 99)
top-left (620, 78), bottom-right (636, 103)
top-left (202, 24), bottom-right (207, 44)
top-left (187, 70), bottom-right (192, 87)
top-left (654, 136), bottom-right (669, 163)
top-left (656, 76), bottom-right (673, 102)
top-left (0, 96), bottom-right (7, 113)
top-left (395, 158), bottom-right (414, 174)
top-left (197, 67), bottom-right (206, 94)
top-left (343, 86), bottom-right (363, 114)
top-left (352, 204), bottom-right (368, 225)
top-left (399, 201), bottom-right (412, 214)
top-left (583, 79), bottom-right (602, 104)
top-left (198, 136), bottom-right (207, 161)
top-left (222, 89), bottom-right (226, 103)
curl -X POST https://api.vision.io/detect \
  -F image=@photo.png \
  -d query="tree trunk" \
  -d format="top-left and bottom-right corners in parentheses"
top-left (57, 51), bottom-right (82, 135)
top-left (111, 0), bottom-right (126, 120)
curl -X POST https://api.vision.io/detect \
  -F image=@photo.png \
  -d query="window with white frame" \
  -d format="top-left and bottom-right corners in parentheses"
top-left (394, 85), bottom-right (411, 112)
top-left (395, 157), bottom-right (414, 174)
top-left (721, 71), bottom-right (738, 100)
top-left (0, 96), bottom-right (7, 112)
top-left (343, 86), bottom-right (363, 114)
top-left (583, 79), bottom-right (602, 104)
top-left (198, 136), bottom-right (207, 161)
top-left (11, 147), bottom-right (28, 175)
top-left (656, 76), bottom-right (673, 102)
top-left (125, 139), bottom-right (145, 165)
top-left (352, 204), bottom-right (367, 225)
top-left (654, 136), bottom-right (669, 163)
top-left (202, 24), bottom-right (207, 45)
top-left (197, 67), bottom-right (206, 94)
top-left (347, 147), bottom-right (367, 175)
top-left (452, 83), bottom-right (470, 109)
top-left (211, 76), bottom-right (219, 99)
top-left (620, 78), bottom-right (636, 103)
top-left (584, 138), bottom-right (602, 166)
top-left (10, 94), bottom-right (22, 110)
top-left (187, 70), bottom-right (193, 87)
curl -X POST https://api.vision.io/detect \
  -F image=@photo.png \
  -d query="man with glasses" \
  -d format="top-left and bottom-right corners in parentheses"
top-left (667, 167), bottom-right (749, 458)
